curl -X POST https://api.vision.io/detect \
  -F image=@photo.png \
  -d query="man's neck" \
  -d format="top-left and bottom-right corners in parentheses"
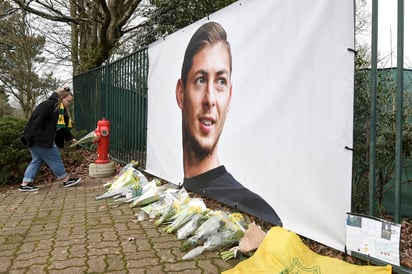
top-left (183, 151), bottom-right (221, 178)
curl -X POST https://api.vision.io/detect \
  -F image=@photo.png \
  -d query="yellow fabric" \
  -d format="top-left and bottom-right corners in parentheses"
top-left (56, 103), bottom-right (66, 128)
top-left (224, 226), bottom-right (392, 274)
top-left (56, 103), bottom-right (72, 129)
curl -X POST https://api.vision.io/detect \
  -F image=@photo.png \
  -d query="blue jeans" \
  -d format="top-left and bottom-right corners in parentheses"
top-left (22, 144), bottom-right (67, 183)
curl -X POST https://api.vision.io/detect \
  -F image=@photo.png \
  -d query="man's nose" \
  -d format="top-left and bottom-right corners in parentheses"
top-left (203, 82), bottom-right (216, 107)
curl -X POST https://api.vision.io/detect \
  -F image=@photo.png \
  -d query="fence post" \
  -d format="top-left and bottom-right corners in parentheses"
top-left (394, 0), bottom-right (404, 223)
top-left (369, 0), bottom-right (378, 216)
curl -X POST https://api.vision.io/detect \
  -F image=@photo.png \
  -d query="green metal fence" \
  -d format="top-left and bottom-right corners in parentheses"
top-left (73, 49), bottom-right (148, 166)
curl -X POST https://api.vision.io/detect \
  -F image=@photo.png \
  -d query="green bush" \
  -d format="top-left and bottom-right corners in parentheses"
top-left (0, 115), bottom-right (31, 186)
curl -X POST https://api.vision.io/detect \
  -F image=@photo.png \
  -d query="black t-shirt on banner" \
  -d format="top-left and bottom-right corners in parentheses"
top-left (183, 165), bottom-right (282, 226)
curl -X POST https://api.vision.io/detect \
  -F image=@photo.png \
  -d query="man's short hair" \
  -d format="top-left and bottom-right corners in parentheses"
top-left (180, 21), bottom-right (232, 88)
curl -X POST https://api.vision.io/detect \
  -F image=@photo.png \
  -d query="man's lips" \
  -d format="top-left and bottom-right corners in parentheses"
top-left (199, 117), bottom-right (215, 132)
top-left (200, 118), bottom-right (214, 126)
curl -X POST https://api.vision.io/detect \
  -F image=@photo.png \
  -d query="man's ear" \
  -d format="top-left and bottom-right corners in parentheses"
top-left (175, 79), bottom-right (184, 109)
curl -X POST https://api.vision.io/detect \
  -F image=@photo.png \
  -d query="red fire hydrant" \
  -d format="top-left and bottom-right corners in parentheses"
top-left (94, 118), bottom-right (110, 164)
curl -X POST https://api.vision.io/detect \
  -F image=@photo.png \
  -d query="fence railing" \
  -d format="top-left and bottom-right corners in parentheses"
top-left (73, 48), bottom-right (148, 166)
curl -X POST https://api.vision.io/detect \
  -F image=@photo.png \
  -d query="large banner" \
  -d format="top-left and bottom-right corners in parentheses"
top-left (146, 0), bottom-right (354, 251)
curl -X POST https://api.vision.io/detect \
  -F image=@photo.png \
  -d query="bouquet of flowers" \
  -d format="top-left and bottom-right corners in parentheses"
top-left (141, 187), bottom-right (180, 217)
top-left (154, 190), bottom-right (191, 227)
top-left (227, 212), bottom-right (249, 232)
top-left (129, 179), bottom-right (162, 208)
top-left (182, 229), bottom-right (244, 260)
top-left (163, 198), bottom-right (207, 233)
top-left (70, 130), bottom-right (97, 147)
top-left (176, 213), bottom-right (205, 240)
top-left (155, 201), bottom-right (180, 226)
top-left (219, 222), bottom-right (267, 261)
top-left (181, 219), bottom-right (245, 260)
top-left (101, 161), bottom-right (139, 188)
top-left (180, 210), bottom-right (226, 251)
top-left (95, 168), bottom-right (144, 200)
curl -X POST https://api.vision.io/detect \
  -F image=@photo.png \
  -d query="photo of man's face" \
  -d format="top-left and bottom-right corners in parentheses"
top-left (176, 41), bottom-right (232, 161)
top-left (175, 21), bottom-right (281, 226)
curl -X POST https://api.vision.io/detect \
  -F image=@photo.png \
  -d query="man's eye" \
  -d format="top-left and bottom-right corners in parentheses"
top-left (217, 78), bottom-right (227, 86)
top-left (196, 77), bottom-right (206, 85)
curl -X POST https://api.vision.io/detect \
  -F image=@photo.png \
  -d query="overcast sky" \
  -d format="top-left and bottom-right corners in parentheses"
top-left (362, 0), bottom-right (411, 68)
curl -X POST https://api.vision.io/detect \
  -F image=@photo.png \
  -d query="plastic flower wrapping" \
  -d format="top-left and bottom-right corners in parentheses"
top-left (129, 179), bottom-right (162, 208)
top-left (154, 197), bottom-right (190, 227)
top-left (94, 161), bottom-right (261, 262)
top-left (181, 229), bottom-right (245, 260)
top-left (180, 211), bottom-right (247, 260)
top-left (70, 130), bottom-right (97, 147)
top-left (95, 166), bottom-right (146, 200)
top-left (108, 163), bottom-right (146, 190)
top-left (140, 187), bottom-right (181, 217)
top-left (164, 198), bottom-right (207, 233)
top-left (176, 213), bottom-right (205, 240)
top-left (180, 211), bottom-right (231, 251)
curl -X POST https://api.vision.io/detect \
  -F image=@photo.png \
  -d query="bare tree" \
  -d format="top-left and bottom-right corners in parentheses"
top-left (354, 0), bottom-right (371, 66)
top-left (0, 0), bottom-right (58, 118)
top-left (11, 0), bottom-right (146, 74)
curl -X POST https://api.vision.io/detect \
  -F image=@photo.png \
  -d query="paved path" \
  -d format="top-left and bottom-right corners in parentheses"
top-left (0, 177), bottom-right (237, 273)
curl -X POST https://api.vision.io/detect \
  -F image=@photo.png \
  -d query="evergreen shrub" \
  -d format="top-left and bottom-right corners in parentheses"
top-left (0, 115), bottom-right (30, 186)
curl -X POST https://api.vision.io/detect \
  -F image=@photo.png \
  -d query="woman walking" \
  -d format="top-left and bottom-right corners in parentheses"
top-left (19, 87), bottom-right (81, 192)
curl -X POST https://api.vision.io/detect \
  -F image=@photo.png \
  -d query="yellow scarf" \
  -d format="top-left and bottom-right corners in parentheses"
top-left (56, 103), bottom-right (73, 129)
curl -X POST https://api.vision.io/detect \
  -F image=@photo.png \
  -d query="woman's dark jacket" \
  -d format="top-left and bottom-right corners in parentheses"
top-left (23, 92), bottom-right (74, 148)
